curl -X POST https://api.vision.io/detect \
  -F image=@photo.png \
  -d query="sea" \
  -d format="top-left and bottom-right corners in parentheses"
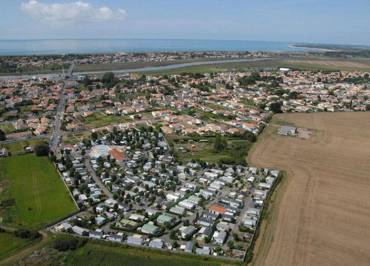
top-left (0, 39), bottom-right (306, 56)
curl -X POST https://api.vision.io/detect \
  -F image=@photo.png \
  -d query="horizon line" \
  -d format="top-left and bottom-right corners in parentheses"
top-left (0, 38), bottom-right (367, 48)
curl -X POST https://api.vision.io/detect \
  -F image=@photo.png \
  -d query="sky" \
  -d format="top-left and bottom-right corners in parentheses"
top-left (0, 0), bottom-right (369, 45)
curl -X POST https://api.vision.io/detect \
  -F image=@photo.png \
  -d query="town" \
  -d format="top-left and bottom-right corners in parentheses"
top-left (0, 63), bottom-right (369, 262)
top-left (1, 0), bottom-right (370, 264)
top-left (1, 68), bottom-right (369, 145)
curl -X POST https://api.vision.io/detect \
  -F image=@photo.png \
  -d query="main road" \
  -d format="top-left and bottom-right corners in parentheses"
top-left (49, 62), bottom-right (75, 153)
top-left (0, 57), bottom-right (278, 81)
top-left (49, 81), bottom-right (67, 153)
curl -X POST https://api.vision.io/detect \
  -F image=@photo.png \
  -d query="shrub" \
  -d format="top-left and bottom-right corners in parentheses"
top-left (14, 229), bottom-right (41, 240)
top-left (34, 143), bottom-right (50, 156)
top-left (0, 129), bottom-right (6, 141)
top-left (213, 135), bottom-right (227, 152)
top-left (52, 238), bottom-right (86, 252)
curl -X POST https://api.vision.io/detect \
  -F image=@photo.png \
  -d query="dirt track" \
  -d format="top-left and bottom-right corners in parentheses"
top-left (248, 112), bottom-right (370, 266)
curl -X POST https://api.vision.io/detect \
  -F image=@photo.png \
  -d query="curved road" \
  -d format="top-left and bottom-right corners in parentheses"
top-left (76, 57), bottom-right (276, 76)
top-left (0, 57), bottom-right (277, 81)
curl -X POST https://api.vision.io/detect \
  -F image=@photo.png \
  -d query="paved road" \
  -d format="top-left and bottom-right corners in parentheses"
top-left (49, 82), bottom-right (67, 153)
top-left (85, 158), bottom-right (113, 199)
top-left (0, 57), bottom-right (277, 81)
top-left (49, 62), bottom-right (75, 153)
top-left (75, 57), bottom-right (277, 76)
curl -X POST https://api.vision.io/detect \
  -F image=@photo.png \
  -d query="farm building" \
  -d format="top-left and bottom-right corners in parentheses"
top-left (278, 126), bottom-right (297, 136)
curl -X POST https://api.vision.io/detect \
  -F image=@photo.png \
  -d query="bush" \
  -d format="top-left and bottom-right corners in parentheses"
top-left (52, 238), bottom-right (86, 252)
top-left (0, 129), bottom-right (6, 141)
top-left (102, 72), bottom-right (118, 88)
top-left (213, 135), bottom-right (227, 152)
top-left (14, 229), bottom-right (41, 240)
top-left (34, 143), bottom-right (50, 156)
top-left (270, 101), bottom-right (283, 113)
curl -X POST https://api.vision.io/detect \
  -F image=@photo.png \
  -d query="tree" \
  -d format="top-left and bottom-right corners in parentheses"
top-left (91, 132), bottom-right (98, 142)
top-left (34, 143), bottom-right (50, 156)
top-left (82, 76), bottom-right (92, 86)
top-left (170, 230), bottom-right (177, 240)
top-left (270, 101), bottom-right (283, 113)
top-left (172, 241), bottom-right (179, 248)
top-left (14, 229), bottom-right (40, 240)
top-left (102, 72), bottom-right (117, 88)
top-left (227, 240), bottom-right (235, 250)
top-left (214, 135), bottom-right (227, 152)
top-left (0, 129), bottom-right (5, 141)
top-left (288, 91), bottom-right (299, 99)
top-left (102, 72), bottom-right (114, 83)
top-left (233, 232), bottom-right (240, 241)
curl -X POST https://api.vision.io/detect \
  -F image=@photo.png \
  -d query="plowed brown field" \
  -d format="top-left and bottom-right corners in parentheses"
top-left (248, 112), bottom-right (370, 266)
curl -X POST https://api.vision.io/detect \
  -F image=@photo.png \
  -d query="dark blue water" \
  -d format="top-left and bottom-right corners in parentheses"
top-left (0, 39), bottom-right (305, 56)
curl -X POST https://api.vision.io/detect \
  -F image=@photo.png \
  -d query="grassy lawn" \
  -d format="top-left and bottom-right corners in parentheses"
top-left (177, 141), bottom-right (231, 163)
top-left (0, 123), bottom-right (16, 134)
top-left (0, 154), bottom-right (77, 229)
top-left (64, 131), bottom-right (91, 145)
top-left (0, 139), bottom-right (46, 154)
top-left (170, 135), bottom-right (251, 165)
top-left (0, 232), bottom-right (34, 260)
top-left (144, 57), bottom-right (370, 74)
top-left (65, 242), bottom-right (237, 266)
top-left (82, 112), bottom-right (131, 129)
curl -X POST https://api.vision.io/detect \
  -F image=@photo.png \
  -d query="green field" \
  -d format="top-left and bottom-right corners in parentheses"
top-left (82, 112), bottom-right (131, 129)
top-left (0, 154), bottom-right (77, 229)
top-left (0, 139), bottom-right (46, 154)
top-left (168, 134), bottom-right (251, 165)
top-left (0, 232), bottom-right (34, 260)
top-left (0, 123), bottom-right (16, 134)
top-left (143, 57), bottom-right (370, 74)
top-left (65, 242), bottom-right (237, 266)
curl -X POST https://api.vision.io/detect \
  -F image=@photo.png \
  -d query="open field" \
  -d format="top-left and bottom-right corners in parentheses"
top-left (64, 241), bottom-right (237, 266)
top-left (0, 154), bottom-right (77, 229)
top-left (75, 59), bottom-right (210, 72)
top-left (248, 112), bottom-right (370, 266)
top-left (145, 57), bottom-right (370, 74)
top-left (167, 134), bottom-right (251, 165)
top-left (76, 56), bottom-right (370, 75)
top-left (82, 112), bottom-right (132, 129)
top-left (0, 139), bottom-right (46, 154)
top-left (75, 57), bottom-right (272, 73)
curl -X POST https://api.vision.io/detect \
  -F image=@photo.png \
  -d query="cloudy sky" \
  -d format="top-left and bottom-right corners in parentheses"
top-left (1, 0), bottom-right (369, 45)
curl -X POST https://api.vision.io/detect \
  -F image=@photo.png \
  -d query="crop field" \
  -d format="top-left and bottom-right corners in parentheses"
top-left (248, 112), bottom-right (370, 266)
top-left (64, 242), bottom-right (237, 266)
top-left (0, 154), bottom-right (77, 229)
